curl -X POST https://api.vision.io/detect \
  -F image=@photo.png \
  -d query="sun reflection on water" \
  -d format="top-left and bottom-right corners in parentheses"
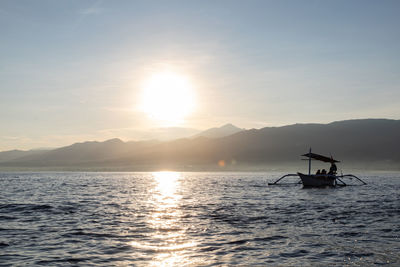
top-left (130, 171), bottom-right (198, 266)
top-left (153, 171), bottom-right (182, 206)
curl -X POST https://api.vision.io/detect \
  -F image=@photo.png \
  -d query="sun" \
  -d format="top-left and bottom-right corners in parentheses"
top-left (140, 71), bottom-right (196, 126)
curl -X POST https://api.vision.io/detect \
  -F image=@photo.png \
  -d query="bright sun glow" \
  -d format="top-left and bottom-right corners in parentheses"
top-left (140, 71), bottom-right (195, 126)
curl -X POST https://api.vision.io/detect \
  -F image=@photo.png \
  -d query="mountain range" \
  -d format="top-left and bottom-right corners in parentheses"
top-left (1, 119), bottom-right (399, 171)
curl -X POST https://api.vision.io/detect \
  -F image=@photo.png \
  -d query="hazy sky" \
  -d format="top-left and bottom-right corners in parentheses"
top-left (1, 0), bottom-right (400, 150)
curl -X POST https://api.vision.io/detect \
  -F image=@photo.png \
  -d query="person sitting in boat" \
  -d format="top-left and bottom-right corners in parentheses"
top-left (321, 169), bottom-right (327, 174)
top-left (316, 169), bottom-right (321, 175)
top-left (328, 162), bottom-right (337, 175)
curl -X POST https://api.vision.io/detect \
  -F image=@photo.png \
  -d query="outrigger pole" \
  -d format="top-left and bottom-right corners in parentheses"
top-left (268, 174), bottom-right (301, 185)
top-left (268, 173), bottom-right (367, 186)
top-left (338, 174), bottom-right (367, 185)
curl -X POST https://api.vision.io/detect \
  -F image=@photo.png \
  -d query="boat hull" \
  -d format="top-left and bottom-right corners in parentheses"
top-left (298, 172), bottom-right (336, 187)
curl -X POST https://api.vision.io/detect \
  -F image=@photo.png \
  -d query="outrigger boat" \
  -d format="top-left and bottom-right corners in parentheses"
top-left (269, 149), bottom-right (367, 187)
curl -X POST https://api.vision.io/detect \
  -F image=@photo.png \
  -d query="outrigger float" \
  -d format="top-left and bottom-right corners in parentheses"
top-left (268, 149), bottom-right (367, 187)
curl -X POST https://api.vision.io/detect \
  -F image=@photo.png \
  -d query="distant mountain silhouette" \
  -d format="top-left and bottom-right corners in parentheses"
top-left (0, 149), bottom-right (48, 163)
top-left (2, 138), bottom-right (158, 167)
top-left (193, 123), bottom-right (244, 138)
top-left (140, 124), bottom-right (242, 141)
top-left (136, 127), bottom-right (201, 141)
top-left (1, 119), bottom-right (399, 170)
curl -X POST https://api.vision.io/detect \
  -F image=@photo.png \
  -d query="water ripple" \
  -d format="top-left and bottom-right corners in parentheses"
top-left (0, 171), bottom-right (399, 266)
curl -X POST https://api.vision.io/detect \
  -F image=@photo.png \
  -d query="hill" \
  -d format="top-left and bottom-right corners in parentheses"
top-left (0, 149), bottom-right (49, 163)
top-left (193, 124), bottom-right (244, 138)
top-left (1, 119), bottom-right (399, 171)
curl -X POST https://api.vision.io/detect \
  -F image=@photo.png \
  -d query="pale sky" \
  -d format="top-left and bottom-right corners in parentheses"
top-left (1, 0), bottom-right (400, 151)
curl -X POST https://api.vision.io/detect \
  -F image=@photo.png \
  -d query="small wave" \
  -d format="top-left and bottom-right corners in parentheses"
top-left (222, 235), bottom-right (287, 247)
top-left (53, 205), bottom-right (78, 214)
top-left (199, 246), bottom-right (221, 252)
top-left (0, 242), bottom-right (9, 247)
top-left (0, 215), bottom-right (17, 221)
top-left (0, 203), bottom-right (52, 213)
top-left (129, 241), bottom-right (197, 252)
top-left (248, 215), bottom-right (269, 222)
top-left (300, 233), bottom-right (320, 238)
top-left (102, 244), bottom-right (133, 254)
top-left (226, 239), bottom-right (249, 245)
top-left (317, 251), bottom-right (338, 257)
top-left (106, 203), bottom-right (121, 208)
top-left (345, 252), bottom-right (374, 257)
top-left (253, 235), bottom-right (287, 242)
top-left (36, 257), bottom-right (91, 265)
top-left (153, 227), bottom-right (183, 232)
top-left (337, 231), bottom-right (363, 238)
top-left (279, 249), bottom-right (309, 258)
top-left (61, 230), bottom-right (119, 238)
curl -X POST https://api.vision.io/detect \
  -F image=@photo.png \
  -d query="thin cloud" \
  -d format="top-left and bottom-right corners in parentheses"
top-left (78, 0), bottom-right (104, 15)
top-left (0, 136), bottom-right (31, 141)
top-left (79, 7), bottom-right (104, 15)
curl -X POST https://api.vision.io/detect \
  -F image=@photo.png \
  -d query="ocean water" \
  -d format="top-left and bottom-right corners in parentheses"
top-left (0, 172), bottom-right (399, 266)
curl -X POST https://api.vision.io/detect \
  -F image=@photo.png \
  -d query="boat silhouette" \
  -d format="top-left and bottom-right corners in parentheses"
top-left (269, 148), bottom-right (367, 187)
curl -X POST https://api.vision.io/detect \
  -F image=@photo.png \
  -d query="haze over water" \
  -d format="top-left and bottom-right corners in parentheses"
top-left (1, 172), bottom-right (399, 266)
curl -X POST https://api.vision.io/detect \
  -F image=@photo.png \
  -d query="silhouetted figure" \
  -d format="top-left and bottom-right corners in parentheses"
top-left (321, 169), bottom-right (327, 174)
top-left (316, 169), bottom-right (321, 175)
top-left (328, 162), bottom-right (337, 175)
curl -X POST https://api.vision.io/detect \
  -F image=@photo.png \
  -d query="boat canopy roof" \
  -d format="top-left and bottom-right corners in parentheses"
top-left (301, 152), bottom-right (340, 163)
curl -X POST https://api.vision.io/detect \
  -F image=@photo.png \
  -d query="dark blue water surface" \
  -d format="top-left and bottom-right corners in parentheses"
top-left (0, 172), bottom-right (399, 266)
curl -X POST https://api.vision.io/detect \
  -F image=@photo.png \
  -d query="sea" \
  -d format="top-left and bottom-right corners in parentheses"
top-left (1, 172), bottom-right (399, 266)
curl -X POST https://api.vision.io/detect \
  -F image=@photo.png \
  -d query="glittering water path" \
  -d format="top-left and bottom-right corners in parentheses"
top-left (1, 172), bottom-right (399, 266)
